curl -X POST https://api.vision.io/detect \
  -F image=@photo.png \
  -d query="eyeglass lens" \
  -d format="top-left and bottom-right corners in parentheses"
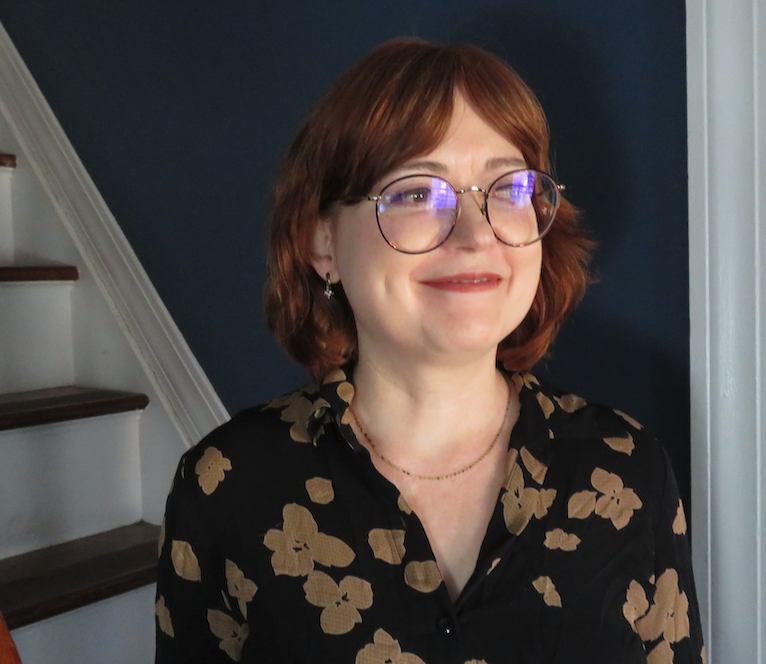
top-left (376, 170), bottom-right (559, 254)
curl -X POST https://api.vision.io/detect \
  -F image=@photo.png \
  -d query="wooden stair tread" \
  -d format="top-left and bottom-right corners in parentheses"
top-left (0, 522), bottom-right (160, 629)
top-left (0, 266), bottom-right (79, 282)
top-left (0, 386), bottom-right (150, 431)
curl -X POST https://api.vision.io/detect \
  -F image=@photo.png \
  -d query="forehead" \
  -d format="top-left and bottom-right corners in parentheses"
top-left (389, 97), bottom-right (526, 180)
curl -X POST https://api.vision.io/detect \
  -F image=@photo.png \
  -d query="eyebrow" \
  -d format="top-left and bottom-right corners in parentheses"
top-left (397, 156), bottom-right (527, 174)
top-left (485, 157), bottom-right (527, 170)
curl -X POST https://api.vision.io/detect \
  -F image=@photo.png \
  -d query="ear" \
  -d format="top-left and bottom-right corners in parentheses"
top-left (310, 217), bottom-right (338, 283)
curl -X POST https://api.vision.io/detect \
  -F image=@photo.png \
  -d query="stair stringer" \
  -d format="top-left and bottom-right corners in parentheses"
top-left (0, 21), bottom-right (229, 521)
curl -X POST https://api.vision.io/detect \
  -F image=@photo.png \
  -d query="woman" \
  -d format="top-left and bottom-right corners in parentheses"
top-left (156, 39), bottom-right (704, 663)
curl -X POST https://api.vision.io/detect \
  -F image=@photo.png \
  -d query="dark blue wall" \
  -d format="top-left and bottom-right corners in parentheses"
top-left (0, 1), bottom-right (689, 502)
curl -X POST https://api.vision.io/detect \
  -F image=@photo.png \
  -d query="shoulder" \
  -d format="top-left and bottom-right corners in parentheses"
top-left (513, 372), bottom-right (671, 500)
top-left (186, 382), bottom-right (325, 461)
top-left (171, 382), bottom-right (335, 505)
top-left (513, 373), bottom-right (654, 440)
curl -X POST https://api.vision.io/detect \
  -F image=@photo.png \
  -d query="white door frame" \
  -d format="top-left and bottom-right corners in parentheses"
top-left (688, 1), bottom-right (764, 660)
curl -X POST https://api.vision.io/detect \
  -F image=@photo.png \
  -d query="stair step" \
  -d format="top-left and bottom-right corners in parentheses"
top-left (0, 521), bottom-right (160, 629)
top-left (0, 386), bottom-right (149, 431)
top-left (0, 266), bottom-right (79, 282)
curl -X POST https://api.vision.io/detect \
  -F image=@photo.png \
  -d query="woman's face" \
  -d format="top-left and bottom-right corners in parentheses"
top-left (311, 95), bottom-right (543, 367)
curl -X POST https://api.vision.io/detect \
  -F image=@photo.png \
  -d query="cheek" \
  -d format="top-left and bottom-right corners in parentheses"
top-left (513, 245), bottom-right (543, 294)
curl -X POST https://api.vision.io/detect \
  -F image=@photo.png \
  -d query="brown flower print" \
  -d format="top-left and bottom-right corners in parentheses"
top-left (554, 393), bottom-right (587, 413)
top-left (646, 640), bottom-right (674, 664)
top-left (195, 447), bottom-right (232, 495)
top-left (155, 596), bottom-right (174, 637)
top-left (264, 503), bottom-right (355, 576)
top-left (397, 494), bottom-right (413, 515)
top-left (568, 468), bottom-right (642, 529)
top-left (673, 500), bottom-right (688, 535)
top-left (536, 490), bottom-right (556, 518)
top-left (323, 368), bottom-right (348, 384)
top-left (207, 609), bottom-right (249, 661)
top-left (225, 559), bottom-right (257, 618)
top-left (511, 372), bottom-right (540, 391)
top-left (337, 381), bottom-right (355, 403)
top-left (171, 540), bottom-right (201, 581)
top-left (592, 468), bottom-right (642, 529)
top-left (520, 447), bottom-right (548, 484)
top-left (544, 528), bottom-right (581, 551)
top-left (615, 409), bottom-right (643, 430)
top-left (303, 571), bottom-right (373, 634)
top-left (464, 660), bottom-right (489, 664)
top-left (355, 628), bottom-right (427, 664)
top-left (306, 477), bottom-right (335, 504)
top-left (501, 461), bottom-right (556, 535)
top-left (404, 560), bottom-right (443, 593)
top-left (536, 393), bottom-right (555, 419)
top-left (604, 433), bottom-right (635, 455)
top-left (268, 390), bottom-right (330, 443)
top-left (368, 528), bottom-right (406, 564)
top-left (532, 576), bottom-right (562, 607)
top-left (623, 581), bottom-right (650, 632)
top-left (635, 569), bottom-right (690, 644)
top-left (567, 490), bottom-right (597, 519)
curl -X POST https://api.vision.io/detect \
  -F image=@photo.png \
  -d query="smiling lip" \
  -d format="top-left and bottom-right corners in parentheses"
top-left (420, 272), bottom-right (503, 292)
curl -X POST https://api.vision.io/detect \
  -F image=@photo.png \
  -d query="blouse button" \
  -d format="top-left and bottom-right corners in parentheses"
top-left (437, 616), bottom-right (454, 635)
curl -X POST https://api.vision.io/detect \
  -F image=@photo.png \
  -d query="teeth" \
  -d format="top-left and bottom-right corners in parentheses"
top-left (450, 278), bottom-right (489, 284)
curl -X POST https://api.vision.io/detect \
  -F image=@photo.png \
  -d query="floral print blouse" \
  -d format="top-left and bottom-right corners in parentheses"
top-left (155, 368), bottom-right (705, 664)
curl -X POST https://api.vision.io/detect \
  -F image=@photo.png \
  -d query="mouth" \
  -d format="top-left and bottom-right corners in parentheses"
top-left (420, 273), bottom-right (502, 292)
top-left (447, 277), bottom-right (491, 284)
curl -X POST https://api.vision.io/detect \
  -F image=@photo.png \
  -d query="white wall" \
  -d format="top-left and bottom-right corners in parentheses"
top-left (11, 586), bottom-right (155, 664)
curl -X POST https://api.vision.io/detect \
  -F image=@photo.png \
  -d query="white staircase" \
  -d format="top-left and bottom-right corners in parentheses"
top-left (0, 20), bottom-right (228, 664)
top-left (0, 148), bottom-right (155, 662)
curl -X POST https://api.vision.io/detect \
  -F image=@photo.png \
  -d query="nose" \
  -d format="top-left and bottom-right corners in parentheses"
top-left (447, 189), bottom-right (496, 250)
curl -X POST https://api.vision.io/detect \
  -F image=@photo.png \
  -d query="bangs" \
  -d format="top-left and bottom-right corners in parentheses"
top-left (315, 43), bottom-right (550, 213)
top-left (317, 48), bottom-right (459, 210)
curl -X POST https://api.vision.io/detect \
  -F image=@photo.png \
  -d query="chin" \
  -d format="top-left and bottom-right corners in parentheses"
top-left (426, 330), bottom-right (511, 358)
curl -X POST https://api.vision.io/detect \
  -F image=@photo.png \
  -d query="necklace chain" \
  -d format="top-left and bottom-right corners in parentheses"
top-left (348, 383), bottom-right (512, 481)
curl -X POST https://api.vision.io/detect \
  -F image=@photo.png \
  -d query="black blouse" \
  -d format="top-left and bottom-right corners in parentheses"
top-left (155, 368), bottom-right (705, 664)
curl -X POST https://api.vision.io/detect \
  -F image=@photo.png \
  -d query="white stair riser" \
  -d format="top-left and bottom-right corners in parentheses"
top-left (0, 167), bottom-right (13, 263)
top-left (11, 584), bottom-right (155, 664)
top-left (0, 412), bottom-right (143, 559)
top-left (0, 281), bottom-right (75, 392)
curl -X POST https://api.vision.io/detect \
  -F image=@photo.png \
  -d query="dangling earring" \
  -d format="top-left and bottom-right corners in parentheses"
top-left (323, 272), bottom-right (334, 299)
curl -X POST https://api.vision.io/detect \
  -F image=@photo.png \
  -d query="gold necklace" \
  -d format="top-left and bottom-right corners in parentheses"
top-left (348, 383), bottom-right (512, 481)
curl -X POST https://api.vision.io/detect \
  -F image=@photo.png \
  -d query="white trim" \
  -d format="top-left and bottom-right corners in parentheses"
top-left (0, 21), bottom-right (229, 446)
top-left (688, 0), bottom-right (763, 660)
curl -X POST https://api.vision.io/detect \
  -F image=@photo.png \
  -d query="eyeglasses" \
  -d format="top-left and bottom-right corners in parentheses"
top-left (343, 169), bottom-right (563, 254)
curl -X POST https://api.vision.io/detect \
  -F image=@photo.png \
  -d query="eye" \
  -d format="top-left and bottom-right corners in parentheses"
top-left (491, 172), bottom-right (536, 208)
top-left (493, 185), bottom-right (532, 206)
top-left (386, 186), bottom-right (432, 207)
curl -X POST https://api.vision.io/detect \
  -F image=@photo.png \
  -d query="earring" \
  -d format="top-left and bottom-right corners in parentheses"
top-left (323, 272), bottom-right (334, 299)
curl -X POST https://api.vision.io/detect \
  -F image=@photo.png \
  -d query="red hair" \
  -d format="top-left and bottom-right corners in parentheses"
top-left (265, 38), bottom-right (593, 381)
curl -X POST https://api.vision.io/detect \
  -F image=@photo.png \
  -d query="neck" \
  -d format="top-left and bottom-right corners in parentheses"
top-left (353, 339), bottom-right (502, 405)
top-left (350, 349), bottom-right (516, 475)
